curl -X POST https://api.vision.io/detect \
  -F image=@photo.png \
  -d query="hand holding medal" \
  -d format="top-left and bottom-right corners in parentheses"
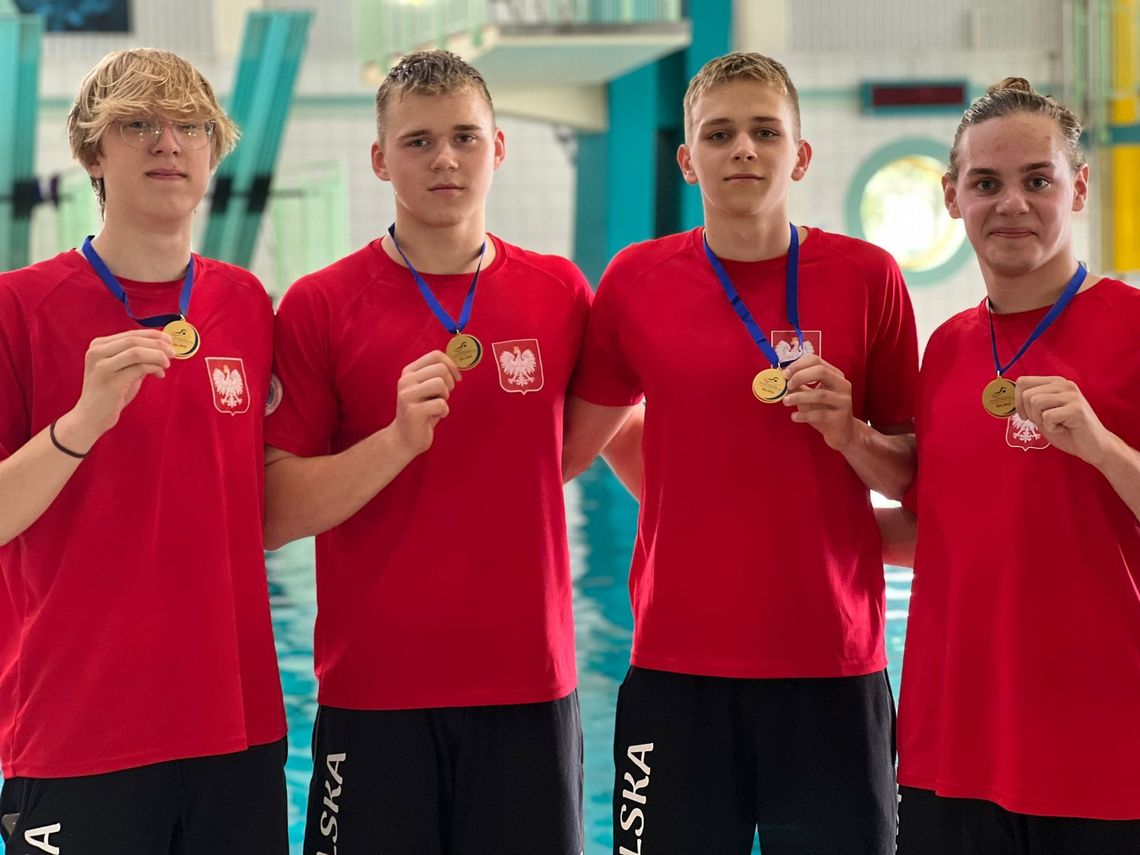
top-left (82, 236), bottom-right (200, 360)
top-left (782, 355), bottom-right (858, 449)
top-left (390, 350), bottom-right (462, 457)
top-left (982, 263), bottom-right (1086, 417)
top-left (1014, 375), bottom-right (1115, 465)
top-left (59, 329), bottom-right (175, 452)
top-left (705, 222), bottom-right (805, 404)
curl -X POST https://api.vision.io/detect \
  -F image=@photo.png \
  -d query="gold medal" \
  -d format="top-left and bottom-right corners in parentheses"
top-left (981, 377), bottom-right (1016, 418)
top-left (752, 367), bottom-right (787, 403)
top-left (446, 333), bottom-right (483, 370)
top-left (164, 318), bottom-right (200, 360)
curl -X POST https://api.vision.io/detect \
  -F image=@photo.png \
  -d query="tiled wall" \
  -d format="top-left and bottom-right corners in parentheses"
top-left (787, 0), bottom-right (1062, 53)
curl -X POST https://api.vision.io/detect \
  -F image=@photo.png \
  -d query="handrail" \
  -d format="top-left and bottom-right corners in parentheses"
top-left (355, 0), bottom-right (683, 70)
top-left (489, 0), bottom-right (682, 26)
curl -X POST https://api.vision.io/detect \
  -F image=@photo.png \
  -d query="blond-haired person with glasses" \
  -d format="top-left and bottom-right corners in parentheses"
top-left (0, 49), bottom-right (288, 854)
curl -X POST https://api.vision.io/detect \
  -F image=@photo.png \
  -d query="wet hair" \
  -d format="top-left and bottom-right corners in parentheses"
top-left (947, 77), bottom-right (1084, 180)
top-left (374, 50), bottom-right (495, 142)
top-left (67, 48), bottom-right (239, 212)
top-left (683, 51), bottom-right (802, 141)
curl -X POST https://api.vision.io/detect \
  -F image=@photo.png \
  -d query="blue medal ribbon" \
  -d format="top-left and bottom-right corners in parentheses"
top-left (82, 235), bottom-right (194, 328)
top-left (988, 262), bottom-right (1087, 377)
top-left (703, 222), bottom-right (804, 368)
top-left (388, 223), bottom-right (486, 335)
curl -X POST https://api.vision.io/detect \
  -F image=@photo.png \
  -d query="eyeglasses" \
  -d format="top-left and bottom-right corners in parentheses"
top-left (118, 117), bottom-right (216, 151)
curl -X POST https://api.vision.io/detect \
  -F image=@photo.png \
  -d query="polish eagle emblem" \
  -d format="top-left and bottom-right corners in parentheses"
top-left (214, 365), bottom-right (244, 408)
top-left (774, 337), bottom-right (815, 364)
top-left (492, 339), bottom-right (545, 395)
top-left (771, 330), bottom-right (823, 365)
top-left (205, 357), bottom-right (250, 414)
top-left (1006, 413), bottom-right (1050, 451)
top-left (499, 346), bottom-right (537, 387)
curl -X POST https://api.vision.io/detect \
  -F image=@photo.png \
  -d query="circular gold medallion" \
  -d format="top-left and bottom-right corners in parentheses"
top-left (164, 319), bottom-right (200, 360)
top-left (446, 333), bottom-right (483, 370)
top-left (981, 377), bottom-right (1017, 418)
top-left (752, 367), bottom-right (787, 403)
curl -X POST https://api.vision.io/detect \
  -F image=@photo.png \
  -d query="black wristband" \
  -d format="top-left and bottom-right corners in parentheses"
top-left (49, 419), bottom-right (88, 459)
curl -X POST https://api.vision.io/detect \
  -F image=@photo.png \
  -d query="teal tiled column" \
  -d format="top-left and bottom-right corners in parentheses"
top-left (0, 12), bottom-right (43, 272)
top-left (572, 0), bottom-right (732, 283)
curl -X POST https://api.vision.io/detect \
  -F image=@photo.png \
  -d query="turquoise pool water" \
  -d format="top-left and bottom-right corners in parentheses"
top-left (267, 461), bottom-right (912, 853)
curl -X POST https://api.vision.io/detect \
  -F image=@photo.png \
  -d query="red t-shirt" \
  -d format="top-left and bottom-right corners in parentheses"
top-left (0, 250), bottom-right (286, 779)
top-left (266, 236), bottom-right (590, 710)
top-left (898, 278), bottom-right (1140, 820)
top-left (572, 227), bottom-right (918, 678)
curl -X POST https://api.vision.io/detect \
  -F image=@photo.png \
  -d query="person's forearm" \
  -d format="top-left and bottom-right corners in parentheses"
top-left (264, 428), bottom-right (416, 549)
top-left (1094, 432), bottom-right (1140, 522)
top-left (0, 412), bottom-right (92, 545)
top-left (561, 397), bottom-right (635, 484)
top-left (601, 406), bottom-right (644, 500)
top-left (875, 506), bottom-right (917, 568)
top-left (836, 421), bottom-right (916, 500)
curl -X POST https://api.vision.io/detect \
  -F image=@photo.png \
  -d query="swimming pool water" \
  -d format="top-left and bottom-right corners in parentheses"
top-left (267, 461), bottom-right (912, 853)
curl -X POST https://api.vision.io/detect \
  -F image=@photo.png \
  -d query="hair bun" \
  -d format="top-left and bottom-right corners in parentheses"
top-left (988, 77), bottom-right (1035, 96)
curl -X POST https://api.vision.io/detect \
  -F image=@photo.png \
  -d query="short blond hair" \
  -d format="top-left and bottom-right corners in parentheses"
top-left (683, 52), bottom-right (801, 141)
top-left (375, 49), bottom-right (494, 142)
top-left (67, 49), bottom-right (240, 211)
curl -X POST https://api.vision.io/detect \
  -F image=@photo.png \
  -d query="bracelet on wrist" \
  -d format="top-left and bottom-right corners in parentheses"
top-left (49, 419), bottom-right (89, 459)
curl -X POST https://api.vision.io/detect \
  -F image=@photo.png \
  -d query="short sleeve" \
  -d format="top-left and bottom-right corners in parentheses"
top-left (550, 254), bottom-right (594, 368)
top-left (0, 280), bottom-right (31, 461)
top-left (569, 251), bottom-right (644, 406)
top-left (264, 276), bottom-right (340, 457)
top-left (864, 253), bottom-right (919, 430)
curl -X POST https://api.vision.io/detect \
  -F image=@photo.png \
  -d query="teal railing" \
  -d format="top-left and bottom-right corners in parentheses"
top-left (497, 0), bottom-right (684, 25)
top-left (354, 0), bottom-right (682, 72)
top-left (355, 0), bottom-right (484, 75)
top-left (52, 169), bottom-right (102, 251)
top-left (267, 161), bottom-right (351, 298)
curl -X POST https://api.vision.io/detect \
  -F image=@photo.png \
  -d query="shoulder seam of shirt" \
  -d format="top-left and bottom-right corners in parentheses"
top-left (496, 241), bottom-right (587, 300)
top-left (0, 253), bottom-right (85, 317)
top-left (196, 257), bottom-right (273, 308)
top-left (610, 232), bottom-right (696, 293)
top-left (281, 244), bottom-right (389, 387)
top-left (284, 243), bottom-right (384, 323)
top-left (928, 303), bottom-right (984, 346)
top-left (1085, 277), bottom-right (1140, 331)
top-left (807, 231), bottom-right (894, 295)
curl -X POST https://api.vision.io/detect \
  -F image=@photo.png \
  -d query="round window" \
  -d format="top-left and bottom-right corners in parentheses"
top-left (845, 139), bottom-right (970, 285)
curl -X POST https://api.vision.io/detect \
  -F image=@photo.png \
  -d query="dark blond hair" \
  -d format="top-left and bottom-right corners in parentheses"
top-left (683, 52), bottom-right (801, 141)
top-left (68, 48), bottom-right (239, 212)
top-left (948, 77), bottom-right (1084, 180)
top-left (375, 50), bottom-right (494, 142)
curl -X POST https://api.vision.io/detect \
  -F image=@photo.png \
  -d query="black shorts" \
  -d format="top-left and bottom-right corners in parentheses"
top-left (0, 738), bottom-right (287, 855)
top-left (612, 667), bottom-right (896, 855)
top-left (897, 786), bottom-right (1140, 855)
top-left (303, 691), bottom-right (583, 855)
